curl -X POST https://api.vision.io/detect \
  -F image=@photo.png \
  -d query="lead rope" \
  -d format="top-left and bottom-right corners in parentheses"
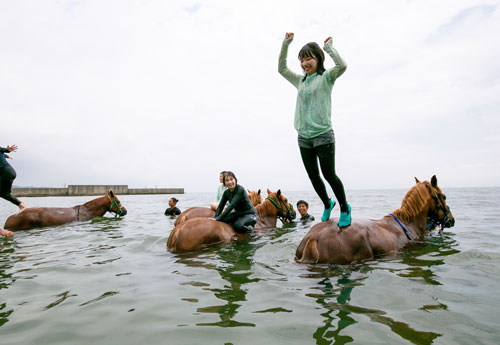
top-left (389, 213), bottom-right (413, 242)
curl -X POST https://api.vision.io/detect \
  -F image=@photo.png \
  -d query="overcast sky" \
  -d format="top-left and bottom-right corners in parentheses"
top-left (1, 0), bottom-right (499, 192)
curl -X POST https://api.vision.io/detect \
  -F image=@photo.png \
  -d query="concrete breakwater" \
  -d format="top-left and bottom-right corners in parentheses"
top-left (13, 185), bottom-right (184, 197)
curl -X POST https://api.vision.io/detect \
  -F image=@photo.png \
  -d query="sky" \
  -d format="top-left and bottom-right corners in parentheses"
top-left (1, 0), bottom-right (499, 193)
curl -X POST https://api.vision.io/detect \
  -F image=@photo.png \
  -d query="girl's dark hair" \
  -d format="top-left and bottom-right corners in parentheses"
top-left (298, 42), bottom-right (326, 81)
top-left (170, 198), bottom-right (178, 203)
top-left (223, 171), bottom-right (237, 185)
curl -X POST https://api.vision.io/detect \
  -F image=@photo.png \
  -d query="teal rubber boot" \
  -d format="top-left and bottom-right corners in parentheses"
top-left (321, 199), bottom-right (336, 222)
top-left (338, 204), bottom-right (351, 227)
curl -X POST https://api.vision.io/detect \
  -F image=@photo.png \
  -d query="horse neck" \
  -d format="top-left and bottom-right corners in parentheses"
top-left (255, 200), bottom-right (278, 229)
top-left (392, 184), bottom-right (431, 237)
top-left (81, 196), bottom-right (110, 218)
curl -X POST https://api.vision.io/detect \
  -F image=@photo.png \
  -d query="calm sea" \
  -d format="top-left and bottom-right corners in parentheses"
top-left (1, 188), bottom-right (499, 345)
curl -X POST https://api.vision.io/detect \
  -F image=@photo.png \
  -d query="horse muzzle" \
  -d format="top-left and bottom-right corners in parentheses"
top-left (118, 208), bottom-right (127, 217)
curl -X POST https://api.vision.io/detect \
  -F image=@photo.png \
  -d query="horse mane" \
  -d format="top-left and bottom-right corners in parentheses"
top-left (392, 182), bottom-right (430, 223)
top-left (256, 196), bottom-right (277, 218)
top-left (82, 195), bottom-right (108, 208)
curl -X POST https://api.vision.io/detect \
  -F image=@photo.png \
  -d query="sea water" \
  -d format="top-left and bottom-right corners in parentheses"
top-left (1, 188), bottom-right (499, 345)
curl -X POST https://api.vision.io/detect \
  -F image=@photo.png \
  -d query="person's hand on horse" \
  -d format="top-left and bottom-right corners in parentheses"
top-left (285, 32), bottom-right (294, 42)
top-left (6, 145), bottom-right (18, 153)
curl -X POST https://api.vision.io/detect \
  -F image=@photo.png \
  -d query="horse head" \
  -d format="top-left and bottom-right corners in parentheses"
top-left (248, 189), bottom-right (263, 206)
top-left (417, 175), bottom-right (454, 231)
top-left (265, 188), bottom-right (296, 222)
top-left (107, 190), bottom-right (127, 217)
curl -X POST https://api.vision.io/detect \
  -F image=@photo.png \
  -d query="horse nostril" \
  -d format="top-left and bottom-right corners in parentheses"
top-left (121, 209), bottom-right (127, 216)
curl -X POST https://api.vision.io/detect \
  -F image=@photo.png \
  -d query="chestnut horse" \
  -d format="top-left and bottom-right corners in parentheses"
top-left (4, 191), bottom-right (127, 231)
top-left (174, 189), bottom-right (263, 226)
top-left (296, 176), bottom-right (454, 264)
top-left (167, 189), bottom-right (295, 252)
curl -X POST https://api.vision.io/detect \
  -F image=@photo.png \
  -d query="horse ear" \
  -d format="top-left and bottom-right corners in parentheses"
top-left (277, 189), bottom-right (281, 197)
top-left (431, 175), bottom-right (438, 187)
top-left (247, 189), bottom-right (251, 193)
top-left (257, 189), bottom-right (261, 195)
top-left (267, 188), bottom-right (271, 195)
top-left (414, 177), bottom-right (420, 184)
top-left (109, 190), bottom-right (115, 197)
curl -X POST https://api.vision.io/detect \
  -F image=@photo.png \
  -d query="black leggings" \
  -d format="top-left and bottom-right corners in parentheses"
top-left (218, 211), bottom-right (257, 234)
top-left (0, 164), bottom-right (21, 206)
top-left (299, 143), bottom-right (347, 211)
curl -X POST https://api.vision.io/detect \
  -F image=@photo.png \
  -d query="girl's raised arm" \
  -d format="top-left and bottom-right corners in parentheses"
top-left (323, 37), bottom-right (347, 81)
top-left (278, 32), bottom-right (302, 88)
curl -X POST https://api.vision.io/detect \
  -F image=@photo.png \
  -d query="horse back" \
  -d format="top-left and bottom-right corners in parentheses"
top-left (296, 218), bottom-right (393, 264)
top-left (4, 207), bottom-right (77, 230)
top-left (175, 207), bottom-right (215, 226)
top-left (168, 218), bottom-right (237, 252)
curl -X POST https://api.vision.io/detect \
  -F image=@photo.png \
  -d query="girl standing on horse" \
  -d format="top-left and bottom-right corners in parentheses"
top-left (278, 32), bottom-right (351, 227)
top-left (214, 171), bottom-right (257, 233)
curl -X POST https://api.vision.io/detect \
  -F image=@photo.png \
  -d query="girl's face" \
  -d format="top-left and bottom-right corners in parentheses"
top-left (225, 175), bottom-right (236, 190)
top-left (300, 54), bottom-right (318, 75)
top-left (168, 199), bottom-right (176, 208)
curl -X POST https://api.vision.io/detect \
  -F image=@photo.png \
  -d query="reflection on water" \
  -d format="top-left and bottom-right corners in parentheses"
top-left (301, 229), bottom-right (460, 345)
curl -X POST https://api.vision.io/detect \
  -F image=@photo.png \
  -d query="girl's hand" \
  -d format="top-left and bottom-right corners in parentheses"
top-left (285, 32), bottom-right (294, 42)
top-left (324, 36), bottom-right (332, 46)
top-left (6, 144), bottom-right (18, 153)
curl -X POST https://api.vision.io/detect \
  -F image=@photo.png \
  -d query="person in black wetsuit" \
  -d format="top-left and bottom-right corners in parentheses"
top-left (165, 197), bottom-right (181, 217)
top-left (296, 200), bottom-right (315, 224)
top-left (214, 171), bottom-right (257, 233)
top-left (0, 144), bottom-right (26, 212)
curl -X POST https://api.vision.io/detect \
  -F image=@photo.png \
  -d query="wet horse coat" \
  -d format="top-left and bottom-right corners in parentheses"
top-left (167, 189), bottom-right (295, 252)
top-left (4, 191), bottom-right (127, 230)
top-left (174, 189), bottom-right (263, 226)
top-left (296, 176), bottom-right (454, 264)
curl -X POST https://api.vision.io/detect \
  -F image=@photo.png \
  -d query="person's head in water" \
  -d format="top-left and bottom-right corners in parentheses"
top-left (298, 42), bottom-right (325, 78)
top-left (168, 198), bottom-right (178, 209)
top-left (223, 171), bottom-right (237, 190)
top-left (296, 200), bottom-right (309, 218)
top-left (219, 171), bottom-right (227, 185)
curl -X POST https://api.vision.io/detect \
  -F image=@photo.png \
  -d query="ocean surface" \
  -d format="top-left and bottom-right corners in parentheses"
top-left (1, 187), bottom-right (499, 345)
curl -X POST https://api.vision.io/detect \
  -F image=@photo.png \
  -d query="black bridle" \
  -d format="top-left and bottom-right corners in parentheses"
top-left (423, 182), bottom-right (452, 233)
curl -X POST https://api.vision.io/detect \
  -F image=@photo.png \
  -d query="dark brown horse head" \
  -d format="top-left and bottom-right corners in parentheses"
top-left (266, 188), bottom-right (296, 222)
top-left (248, 189), bottom-right (263, 206)
top-left (418, 175), bottom-right (454, 230)
top-left (107, 190), bottom-right (127, 217)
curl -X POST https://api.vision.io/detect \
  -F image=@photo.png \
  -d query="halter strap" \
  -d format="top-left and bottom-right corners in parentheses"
top-left (265, 196), bottom-right (293, 221)
top-left (107, 194), bottom-right (123, 217)
top-left (389, 213), bottom-right (413, 242)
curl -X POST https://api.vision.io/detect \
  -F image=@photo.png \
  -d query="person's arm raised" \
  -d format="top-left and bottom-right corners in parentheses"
top-left (323, 37), bottom-right (347, 81)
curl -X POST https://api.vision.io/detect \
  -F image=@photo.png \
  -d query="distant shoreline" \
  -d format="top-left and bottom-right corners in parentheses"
top-left (12, 185), bottom-right (184, 197)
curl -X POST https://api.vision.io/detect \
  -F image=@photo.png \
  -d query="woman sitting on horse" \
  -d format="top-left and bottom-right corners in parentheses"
top-left (214, 171), bottom-right (257, 233)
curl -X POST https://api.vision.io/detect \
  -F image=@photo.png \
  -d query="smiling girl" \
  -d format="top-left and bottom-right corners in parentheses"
top-left (214, 171), bottom-right (257, 233)
top-left (278, 32), bottom-right (351, 227)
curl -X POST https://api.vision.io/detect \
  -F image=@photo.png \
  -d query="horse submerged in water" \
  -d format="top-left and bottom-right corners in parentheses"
top-left (296, 176), bottom-right (454, 264)
top-left (4, 190), bottom-right (127, 231)
top-left (174, 189), bottom-right (263, 226)
top-left (167, 189), bottom-right (295, 252)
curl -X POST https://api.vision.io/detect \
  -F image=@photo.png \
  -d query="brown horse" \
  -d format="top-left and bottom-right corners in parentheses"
top-left (174, 189), bottom-right (263, 226)
top-left (4, 190), bottom-right (127, 231)
top-left (167, 189), bottom-right (295, 252)
top-left (296, 176), bottom-right (454, 264)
